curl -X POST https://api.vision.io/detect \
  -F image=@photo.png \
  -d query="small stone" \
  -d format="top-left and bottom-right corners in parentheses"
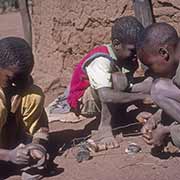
top-left (125, 143), bottom-right (141, 154)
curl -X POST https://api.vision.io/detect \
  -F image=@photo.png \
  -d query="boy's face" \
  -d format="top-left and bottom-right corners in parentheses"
top-left (10, 71), bottom-right (33, 93)
top-left (122, 44), bottom-right (136, 61)
top-left (138, 48), bottom-right (177, 78)
top-left (114, 42), bottom-right (137, 63)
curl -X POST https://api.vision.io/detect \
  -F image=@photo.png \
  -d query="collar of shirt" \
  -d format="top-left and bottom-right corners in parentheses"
top-left (106, 44), bottom-right (130, 73)
top-left (106, 44), bottom-right (117, 61)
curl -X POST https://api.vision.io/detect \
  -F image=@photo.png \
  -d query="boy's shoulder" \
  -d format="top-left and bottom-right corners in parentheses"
top-left (85, 44), bottom-right (110, 58)
top-left (22, 84), bottom-right (44, 98)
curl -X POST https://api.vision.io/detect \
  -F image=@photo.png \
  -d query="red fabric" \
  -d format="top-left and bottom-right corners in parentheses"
top-left (67, 45), bottom-right (110, 109)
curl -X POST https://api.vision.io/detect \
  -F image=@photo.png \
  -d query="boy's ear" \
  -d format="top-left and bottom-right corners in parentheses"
top-left (159, 47), bottom-right (169, 61)
top-left (112, 39), bottom-right (122, 50)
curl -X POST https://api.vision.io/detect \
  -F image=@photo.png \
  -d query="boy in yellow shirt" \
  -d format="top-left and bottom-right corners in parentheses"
top-left (0, 37), bottom-right (49, 179)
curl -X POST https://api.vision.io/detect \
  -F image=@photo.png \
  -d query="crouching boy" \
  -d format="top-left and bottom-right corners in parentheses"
top-left (0, 37), bottom-right (49, 179)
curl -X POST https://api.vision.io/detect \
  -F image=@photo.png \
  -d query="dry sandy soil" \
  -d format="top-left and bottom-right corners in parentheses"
top-left (1, 12), bottom-right (180, 180)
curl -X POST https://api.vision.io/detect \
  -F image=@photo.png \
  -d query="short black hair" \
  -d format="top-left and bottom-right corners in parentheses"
top-left (0, 37), bottom-right (34, 75)
top-left (137, 22), bottom-right (178, 54)
top-left (111, 16), bottom-right (144, 44)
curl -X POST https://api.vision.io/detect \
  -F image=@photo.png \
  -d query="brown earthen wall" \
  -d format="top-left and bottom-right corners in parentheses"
top-left (31, 0), bottom-right (180, 104)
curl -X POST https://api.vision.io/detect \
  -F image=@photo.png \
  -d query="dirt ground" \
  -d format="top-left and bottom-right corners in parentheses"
top-left (1, 12), bottom-right (180, 180)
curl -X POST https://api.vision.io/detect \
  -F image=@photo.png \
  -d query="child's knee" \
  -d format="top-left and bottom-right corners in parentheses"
top-left (151, 78), bottom-right (171, 102)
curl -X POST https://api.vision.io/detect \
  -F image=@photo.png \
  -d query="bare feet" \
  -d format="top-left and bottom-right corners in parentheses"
top-left (88, 127), bottom-right (119, 151)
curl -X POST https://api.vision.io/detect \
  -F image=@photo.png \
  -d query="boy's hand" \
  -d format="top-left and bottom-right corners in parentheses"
top-left (145, 124), bottom-right (170, 147)
top-left (136, 111), bottom-right (152, 124)
top-left (141, 109), bottom-right (163, 142)
top-left (25, 143), bottom-right (48, 168)
top-left (141, 116), bottom-right (158, 142)
top-left (8, 144), bottom-right (30, 165)
top-left (30, 149), bottom-right (44, 160)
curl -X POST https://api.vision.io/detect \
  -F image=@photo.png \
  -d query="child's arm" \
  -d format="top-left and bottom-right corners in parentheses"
top-left (21, 85), bottom-right (49, 160)
top-left (97, 87), bottom-right (149, 104)
top-left (131, 77), bottom-right (153, 94)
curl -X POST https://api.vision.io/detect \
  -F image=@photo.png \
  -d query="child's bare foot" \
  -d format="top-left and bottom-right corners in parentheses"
top-left (88, 127), bottom-right (119, 151)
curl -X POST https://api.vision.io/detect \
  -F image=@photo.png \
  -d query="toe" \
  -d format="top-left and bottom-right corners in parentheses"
top-left (97, 143), bottom-right (107, 151)
top-left (106, 139), bottom-right (119, 149)
top-left (113, 140), bottom-right (119, 148)
top-left (107, 142), bottom-right (114, 149)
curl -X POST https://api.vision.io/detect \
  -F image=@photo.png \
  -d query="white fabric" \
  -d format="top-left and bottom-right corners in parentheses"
top-left (85, 57), bottom-right (113, 89)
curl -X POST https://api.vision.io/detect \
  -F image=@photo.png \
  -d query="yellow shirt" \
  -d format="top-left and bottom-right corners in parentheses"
top-left (0, 85), bottom-right (48, 148)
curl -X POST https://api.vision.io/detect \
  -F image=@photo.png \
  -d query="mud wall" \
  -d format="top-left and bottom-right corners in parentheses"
top-left (31, 0), bottom-right (180, 104)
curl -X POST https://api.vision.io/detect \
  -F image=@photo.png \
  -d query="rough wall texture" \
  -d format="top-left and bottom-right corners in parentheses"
top-left (31, 0), bottom-right (180, 104)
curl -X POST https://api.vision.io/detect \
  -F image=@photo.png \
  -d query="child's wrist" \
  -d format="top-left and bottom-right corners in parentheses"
top-left (4, 150), bottom-right (11, 162)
